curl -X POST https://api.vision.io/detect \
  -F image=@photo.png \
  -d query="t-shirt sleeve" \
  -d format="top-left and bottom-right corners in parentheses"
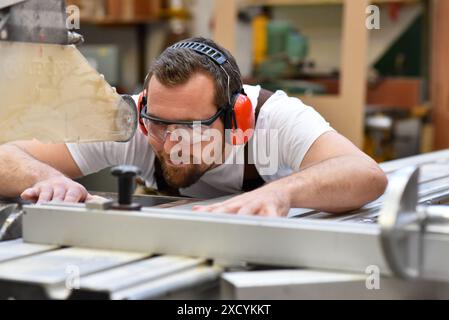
top-left (66, 141), bottom-right (127, 176)
top-left (254, 91), bottom-right (334, 177)
top-left (66, 131), bottom-right (156, 185)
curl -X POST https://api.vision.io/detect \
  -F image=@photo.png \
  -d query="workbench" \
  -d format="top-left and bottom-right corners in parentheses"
top-left (1, 150), bottom-right (449, 300)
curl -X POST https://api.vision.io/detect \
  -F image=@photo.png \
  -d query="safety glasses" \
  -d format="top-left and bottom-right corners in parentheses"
top-left (140, 104), bottom-right (225, 144)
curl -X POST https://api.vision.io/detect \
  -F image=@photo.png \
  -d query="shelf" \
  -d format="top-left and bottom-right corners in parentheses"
top-left (81, 17), bottom-right (163, 26)
top-left (239, 0), bottom-right (420, 7)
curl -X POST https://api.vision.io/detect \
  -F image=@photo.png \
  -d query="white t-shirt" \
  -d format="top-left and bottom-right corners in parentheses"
top-left (66, 85), bottom-right (334, 198)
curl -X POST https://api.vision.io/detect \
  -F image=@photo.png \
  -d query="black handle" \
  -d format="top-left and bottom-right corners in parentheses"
top-left (111, 165), bottom-right (141, 206)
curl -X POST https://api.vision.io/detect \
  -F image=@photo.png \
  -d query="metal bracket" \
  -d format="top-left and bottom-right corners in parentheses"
top-left (0, 204), bottom-right (22, 241)
top-left (379, 166), bottom-right (449, 280)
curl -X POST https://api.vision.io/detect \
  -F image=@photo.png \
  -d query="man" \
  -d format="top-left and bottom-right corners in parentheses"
top-left (0, 37), bottom-right (387, 216)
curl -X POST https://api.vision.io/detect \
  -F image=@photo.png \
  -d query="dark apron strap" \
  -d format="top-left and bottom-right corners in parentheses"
top-left (242, 88), bottom-right (274, 192)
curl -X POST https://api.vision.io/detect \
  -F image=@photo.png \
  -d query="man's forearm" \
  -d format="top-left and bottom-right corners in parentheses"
top-left (0, 144), bottom-right (64, 198)
top-left (277, 155), bottom-right (388, 213)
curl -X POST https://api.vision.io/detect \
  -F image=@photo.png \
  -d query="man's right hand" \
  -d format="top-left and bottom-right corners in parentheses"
top-left (20, 176), bottom-right (92, 204)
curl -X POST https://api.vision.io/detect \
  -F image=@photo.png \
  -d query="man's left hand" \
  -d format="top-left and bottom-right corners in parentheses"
top-left (192, 184), bottom-right (290, 217)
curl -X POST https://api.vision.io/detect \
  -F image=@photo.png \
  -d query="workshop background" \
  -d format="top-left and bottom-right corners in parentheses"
top-left (69, 0), bottom-right (449, 192)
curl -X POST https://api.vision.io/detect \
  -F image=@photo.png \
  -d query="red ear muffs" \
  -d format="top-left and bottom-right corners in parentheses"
top-left (229, 93), bottom-right (255, 145)
top-left (137, 91), bottom-right (148, 136)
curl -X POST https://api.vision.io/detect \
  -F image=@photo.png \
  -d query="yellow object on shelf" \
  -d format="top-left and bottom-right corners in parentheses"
top-left (252, 14), bottom-right (269, 66)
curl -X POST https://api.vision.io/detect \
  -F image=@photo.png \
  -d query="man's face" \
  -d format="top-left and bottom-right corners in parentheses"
top-left (145, 72), bottom-right (225, 189)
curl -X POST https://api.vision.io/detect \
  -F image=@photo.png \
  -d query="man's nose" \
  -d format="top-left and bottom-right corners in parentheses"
top-left (163, 136), bottom-right (179, 154)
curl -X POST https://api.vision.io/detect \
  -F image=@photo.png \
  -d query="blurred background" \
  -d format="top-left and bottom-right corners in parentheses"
top-left (66, 0), bottom-right (449, 189)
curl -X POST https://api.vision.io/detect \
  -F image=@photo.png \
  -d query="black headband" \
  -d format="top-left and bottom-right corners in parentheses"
top-left (170, 41), bottom-right (228, 65)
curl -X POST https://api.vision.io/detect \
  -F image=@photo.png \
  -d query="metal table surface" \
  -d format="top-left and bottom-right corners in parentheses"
top-left (0, 150), bottom-right (449, 299)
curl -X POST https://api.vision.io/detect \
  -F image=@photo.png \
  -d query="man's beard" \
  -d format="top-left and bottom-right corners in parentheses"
top-left (157, 152), bottom-right (210, 189)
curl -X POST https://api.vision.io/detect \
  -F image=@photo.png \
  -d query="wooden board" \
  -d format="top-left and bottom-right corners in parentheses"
top-left (0, 42), bottom-right (137, 144)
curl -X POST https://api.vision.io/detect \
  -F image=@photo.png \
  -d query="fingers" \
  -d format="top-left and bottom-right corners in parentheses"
top-left (237, 203), bottom-right (261, 215)
top-left (258, 205), bottom-right (279, 217)
top-left (19, 178), bottom-right (88, 204)
top-left (52, 185), bottom-right (67, 202)
top-left (192, 203), bottom-right (220, 212)
top-left (63, 187), bottom-right (85, 203)
top-left (85, 193), bottom-right (95, 201)
top-left (37, 185), bottom-right (53, 204)
top-left (209, 204), bottom-right (241, 214)
top-left (193, 194), bottom-right (247, 213)
top-left (193, 197), bottom-right (283, 217)
top-left (193, 202), bottom-right (239, 214)
top-left (86, 194), bottom-right (94, 201)
top-left (193, 199), bottom-right (264, 216)
top-left (193, 199), bottom-right (243, 214)
top-left (86, 194), bottom-right (108, 202)
top-left (20, 188), bottom-right (39, 202)
top-left (192, 205), bottom-right (207, 212)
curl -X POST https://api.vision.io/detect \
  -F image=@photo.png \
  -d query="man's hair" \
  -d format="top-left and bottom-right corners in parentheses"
top-left (146, 37), bottom-right (242, 108)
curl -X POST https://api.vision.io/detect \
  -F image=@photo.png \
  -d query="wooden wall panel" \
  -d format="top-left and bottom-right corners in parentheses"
top-left (431, 0), bottom-right (449, 150)
top-left (213, 0), bottom-right (237, 54)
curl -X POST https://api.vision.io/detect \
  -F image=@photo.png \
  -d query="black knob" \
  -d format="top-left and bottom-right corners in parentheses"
top-left (111, 165), bottom-right (142, 210)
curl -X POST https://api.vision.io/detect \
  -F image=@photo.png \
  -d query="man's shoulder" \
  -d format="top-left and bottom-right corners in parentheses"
top-left (256, 88), bottom-right (308, 115)
top-left (243, 84), bottom-right (294, 111)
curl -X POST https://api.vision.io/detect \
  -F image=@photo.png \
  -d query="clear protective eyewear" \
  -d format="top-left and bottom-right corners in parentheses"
top-left (140, 104), bottom-right (225, 144)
